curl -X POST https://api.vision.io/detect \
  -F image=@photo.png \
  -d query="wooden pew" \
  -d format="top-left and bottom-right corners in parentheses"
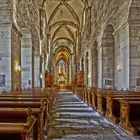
top-left (105, 96), bottom-right (140, 123)
top-left (0, 96), bottom-right (52, 113)
top-left (105, 96), bottom-right (120, 123)
top-left (75, 87), bottom-right (85, 101)
top-left (85, 87), bottom-right (99, 110)
top-left (0, 100), bottom-right (47, 140)
top-left (97, 94), bottom-right (107, 115)
top-left (0, 107), bottom-right (45, 140)
top-left (95, 89), bottom-right (113, 114)
top-left (96, 92), bottom-right (120, 115)
top-left (0, 91), bottom-right (55, 125)
top-left (89, 89), bottom-right (98, 110)
top-left (96, 91), bottom-right (140, 116)
top-left (77, 87), bottom-right (140, 135)
top-left (0, 113), bottom-right (36, 140)
top-left (0, 88), bottom-right (57, 137)
top-left (87, 88), bottom-right (93, 106)
top-left (0, 94), bottom-right (53, 115)
top-left (1, 88), bottom-right (57, 99)
top-left (119, 100), bottom-right (140, 135)
top-left (96, 89), bottom-right (119, 111)
top-left (84, 88), bottom-right (89, 103)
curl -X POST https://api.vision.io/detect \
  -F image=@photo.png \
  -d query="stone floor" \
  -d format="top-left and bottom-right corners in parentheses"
top-left (47, 91), bottom-right (139, 140)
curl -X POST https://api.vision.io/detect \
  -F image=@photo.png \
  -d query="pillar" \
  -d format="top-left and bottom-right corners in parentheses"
top-left (34, 47), bottom-right (41, 88)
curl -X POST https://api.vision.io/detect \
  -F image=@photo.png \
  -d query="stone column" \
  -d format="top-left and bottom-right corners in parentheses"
top-left (34, 47), bottom-right (40, 88)
top-left (11, 25), bottom-right (22, 91)
top-left (53, 56), bottom-right (58, 85)
top-left (0, 24), bottom-right (12, 92)
top-left (70, 53), bottom-right (75, 83)
top-left (88, 48), bottom-right (93, 87)
top-left (129, 22), bottom-right (140, 90)
top-left (40, 56), bottom-right (43, 88)
top-left (40, 54), bottom-right (46, 89)
top-left (113, 23), bottom-right (129, 90)
top-left (92, 47), bottom-right (98, 88)
top-left (21, 28), bottom-right (32, 90)
top-left (41, 56), bottom-right (45, 88)
top-left (47, 33), bottom-right (51, 53)
top-left (69, 60), bottom-right (72, 83)
top-left (32, 46), bottom-right (35, 88)
top-left (92, 48), bottom-right (95, 87)
top-left (98, 45), bottom-right (102, 88)
top-left (76, 31), bottom-right (81, 72)
top-left (77, 31), bottom-right (81, 55)
top-left (46, 33), bottom-right (51, 73)
top-left (84, 54), bottom-right (88, 87)
top-left (0, 24), bottom-right (22, 92)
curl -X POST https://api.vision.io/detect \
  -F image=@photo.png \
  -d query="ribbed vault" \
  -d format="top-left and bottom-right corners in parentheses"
top-left (55, 46), bottom-right (70, 63)
top-left (44, 0), bottom-right (86, 60)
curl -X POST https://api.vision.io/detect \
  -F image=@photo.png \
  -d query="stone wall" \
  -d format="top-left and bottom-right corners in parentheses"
top-left (0, 0), bottom-right (12, 25)
top-left (102, 25), bottom-right (115, 88)
top-left (0, 0), bottom-right (47, 91)
top-left (129, 24), bottom-right (140, 90)
top-left (0, 1), bottom-right (12, 92)
top-left (129, 0), bottom-right (140, 90)
top-left (34, 48), bottom-right (41, 88)
top-left (21, 28), bottom-right (32, 90)
top-left (0, 25), bottom-right (11, 92)
top-left (11, 25), bottom-right (22, 91)
top-left (114, 23), bottom-right (129, 90)
top-left (81, 0), bottom-right (140, 90)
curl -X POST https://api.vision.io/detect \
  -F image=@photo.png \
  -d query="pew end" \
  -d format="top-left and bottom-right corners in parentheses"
top-left (119, 100), bottom-right (140, 135)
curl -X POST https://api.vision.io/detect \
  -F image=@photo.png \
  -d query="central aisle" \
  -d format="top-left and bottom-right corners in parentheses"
top-left (47, 91), bottom-right (134, 140)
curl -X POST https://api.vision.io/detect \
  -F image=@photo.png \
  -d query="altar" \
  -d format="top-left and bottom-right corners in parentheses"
top-left (57, 72), bottom-right (67, 87)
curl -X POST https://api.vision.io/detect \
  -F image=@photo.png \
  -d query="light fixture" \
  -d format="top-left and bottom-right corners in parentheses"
top-left (16, 64), bottom-right (21, 72)
top-left (116, 63), bottom-right (122, 72)
top-left (40, 74), bottom-right (43, 79)
top-left (88, 74), bottom-right (91, 78)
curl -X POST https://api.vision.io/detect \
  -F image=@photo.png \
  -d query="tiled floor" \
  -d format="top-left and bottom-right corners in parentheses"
top-left (47, 91), bottom-right (139, 140)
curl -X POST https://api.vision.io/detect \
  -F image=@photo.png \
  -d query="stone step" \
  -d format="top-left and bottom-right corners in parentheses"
top-left (56, 111), bottom-right (99, 116)
top-left (53, 108), bottom-right (93, 113)
top-left (56, 100), bottom-right (80, 102)
top-left (47, 91), bottom-right (134, 140)
top-left (55, 101), bottom-right (84, 105)
top-left (54, 104), bottom-right (89, 109)
top-left (49, 123), bottom-right (103, 130)
top-left (55, 118), bottom-right (99, 124)
top-left (48, 127), bottom-right (127, 140)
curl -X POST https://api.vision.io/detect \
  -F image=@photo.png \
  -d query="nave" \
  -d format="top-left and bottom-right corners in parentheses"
top-left (47, 90), bottom-right (135, 140)
top-left (0, 87), bottom-right (139, 139)
top-left (0, 0), bottom-right (140, 139)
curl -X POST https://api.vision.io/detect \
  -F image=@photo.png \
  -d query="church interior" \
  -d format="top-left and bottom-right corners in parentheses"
top-left (0, 0), bottom-right (140, 139)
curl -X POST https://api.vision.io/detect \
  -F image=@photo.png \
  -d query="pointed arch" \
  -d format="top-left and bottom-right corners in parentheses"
top-left (102, 24), bottom-right (115, 88)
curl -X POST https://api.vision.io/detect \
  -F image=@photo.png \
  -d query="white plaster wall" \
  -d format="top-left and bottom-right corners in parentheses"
top-left (114, 23), bottom-right (129, 90)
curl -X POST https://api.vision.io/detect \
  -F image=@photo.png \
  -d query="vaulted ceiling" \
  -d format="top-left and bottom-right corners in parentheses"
top-left (55, 46), bottom-right (70, 63)
top-left (44, 0), bottom-right (86, 62)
